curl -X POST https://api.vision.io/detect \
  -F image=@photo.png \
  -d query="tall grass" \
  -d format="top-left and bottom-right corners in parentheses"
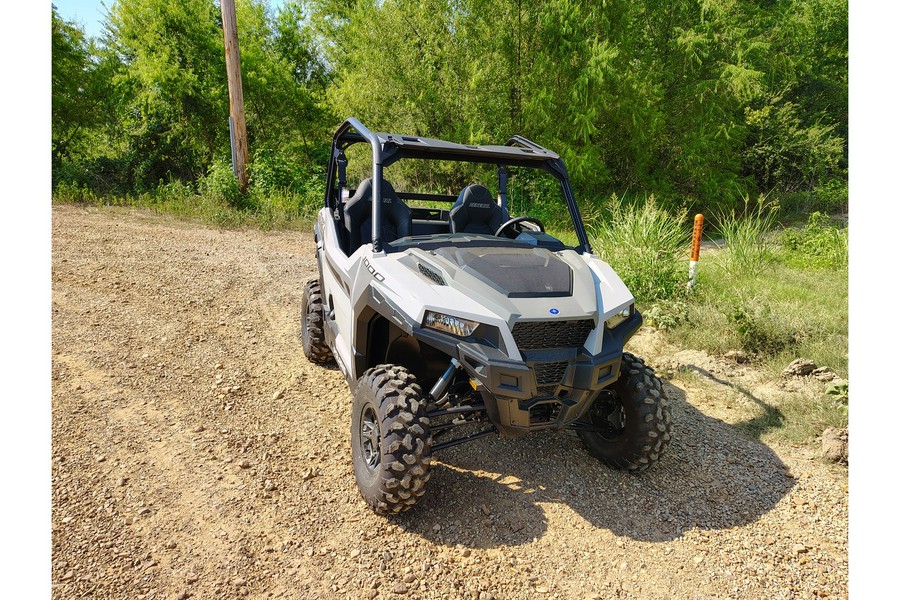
top-left (712, 195), bottom-right (780, 277)
top-left (587, 194), bottom-right (690, 303)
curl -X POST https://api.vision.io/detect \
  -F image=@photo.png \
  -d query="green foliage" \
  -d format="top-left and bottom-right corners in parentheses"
top-left (506, 170), bottom-right (571, 226)
top-left (52, 0), bottom-right (848, 221)
top-left (248, 148), bottom-right (322, 197)
top-left (54, 0), bottom-right (332, 192)
top-left (102, 0), bottom-right (231, 186)
top-left (321, 0), bottom-right (840, 206)
top-left (52, 6), bottom-right (116, 163)
top-left (812, 180), bottom-right (849, 214)
top-left (588, 195), bottom-right (689, 303)
top-left (713, 196), bottom-right (780, 277)
top-left (779, 181), bottom-right (848, 219)
top-left (727, 300), bottom-right (805, 355)
top-left (826, 380), bottom-right (848, 405)
top-left (53, 181), bottom-right (102, 206)
top-left (779, 211), bottom-right (848, 269)
top-left (236, 0), bottom-right (332, 156)
top-left (643, 299), bottom-right (690, 331)
top-left (743, 97), bottom-right (845, 192)
top-left (199, 159), bottom-right (244, 208)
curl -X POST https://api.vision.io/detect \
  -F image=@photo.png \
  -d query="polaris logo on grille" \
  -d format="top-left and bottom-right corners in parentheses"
top-left (549, 308), bottom-right (559, 315)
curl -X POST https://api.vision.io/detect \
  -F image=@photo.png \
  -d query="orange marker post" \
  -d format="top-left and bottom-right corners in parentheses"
top-left (688, 214), bottom-right (704, 291)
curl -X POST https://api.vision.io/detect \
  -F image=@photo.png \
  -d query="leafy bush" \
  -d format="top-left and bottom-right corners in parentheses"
top-left (643, 299), bottom-right (690, 330)
top-left (779, 211), bottom-right (848, 269)
top-left (812, 180), bottom-right (849, 214)
top-left (505, 170), bottom-right (571, 226)
top-left (726, 299), bottom-right (806, 356)
top-left (250, 148), bottom-right (303, 195)
top-left (743, 99), bottom-right (845, 193)
top-left (826, 381), bottom-right (849, 406)
top-left (713, 196), bottom-right (779, 277)
top-left (779, 181), bottom-right (848, 219)
top-left (588, 195), bottom-right (689, 303)
top-left (156, 178), bottom-right (195, 202)
top-left (199, 159), bottom-right (245, 208)
top-left (248, 149), bottom-right (327, 222)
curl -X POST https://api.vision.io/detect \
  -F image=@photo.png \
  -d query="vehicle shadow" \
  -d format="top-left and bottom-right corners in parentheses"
top-left (679, 363), bottom-right (785, 440)
top-left (391, 377), bottom-right (795, 548)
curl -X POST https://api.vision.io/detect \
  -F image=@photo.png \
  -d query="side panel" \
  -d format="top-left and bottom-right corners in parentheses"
top-left (316, 208), bottom-right (358, 375)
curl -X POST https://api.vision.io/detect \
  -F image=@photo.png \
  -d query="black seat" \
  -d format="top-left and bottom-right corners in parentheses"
top-left (344, 178), bottom-right (412, 252)
top-left (449, 185), bottom-right (509, 235)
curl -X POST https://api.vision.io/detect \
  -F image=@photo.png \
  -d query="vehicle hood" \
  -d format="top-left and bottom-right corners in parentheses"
top-left (431, 246), bottom-right (572, 298)
top-left (396, 245), bottom-right (612, 325)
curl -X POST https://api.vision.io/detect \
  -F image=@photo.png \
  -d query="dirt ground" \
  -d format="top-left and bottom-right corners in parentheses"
top-left (51, 205), bottom-right (847, 599)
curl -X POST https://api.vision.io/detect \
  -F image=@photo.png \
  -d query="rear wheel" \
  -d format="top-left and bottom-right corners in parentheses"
top-left (351, 365), bottom-right (432, 514)
top-left (577, 353), bottom-right (672, 471)
top-left (301, 279), bottom-right (334, 364)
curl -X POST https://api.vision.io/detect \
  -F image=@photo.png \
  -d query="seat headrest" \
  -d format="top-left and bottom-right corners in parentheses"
top-left (450, 185), bottom-right (507, 235)
top-left (456, 185), bottom-right (495, 211)
top-left (344, 177), bottom-right (411, 249)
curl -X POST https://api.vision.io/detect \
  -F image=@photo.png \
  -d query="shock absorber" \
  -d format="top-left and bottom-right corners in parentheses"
top-left (428, 358), bottom-right (461, 406)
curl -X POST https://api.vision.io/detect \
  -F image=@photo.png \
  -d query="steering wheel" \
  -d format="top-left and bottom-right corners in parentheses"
top-left (495, 216), bottom-right (546, 238)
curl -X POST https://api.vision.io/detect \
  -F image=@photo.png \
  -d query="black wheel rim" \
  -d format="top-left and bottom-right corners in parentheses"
top-left (360, 404), bottom-right (381, 472)
top-left (587, 391), bottom-right (626, 440)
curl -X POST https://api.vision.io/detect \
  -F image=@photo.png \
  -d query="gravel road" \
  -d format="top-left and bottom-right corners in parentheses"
top-left (51, 205), bottom-right (848, 599)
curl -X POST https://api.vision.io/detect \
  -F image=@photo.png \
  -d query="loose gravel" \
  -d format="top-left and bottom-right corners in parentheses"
top-left (51, 206), bottom-right (848, 599)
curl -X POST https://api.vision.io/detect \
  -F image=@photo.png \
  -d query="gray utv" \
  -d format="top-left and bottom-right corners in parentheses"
top-left (301, 118), bottom-right (672, 514)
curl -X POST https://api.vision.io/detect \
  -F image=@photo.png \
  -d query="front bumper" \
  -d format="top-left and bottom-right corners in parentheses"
top-left (413, 311), bottom-right (642, 436)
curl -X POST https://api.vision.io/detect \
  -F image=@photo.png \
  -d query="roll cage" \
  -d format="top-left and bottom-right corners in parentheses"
top-left (323, 117), bottom-right (593, 254)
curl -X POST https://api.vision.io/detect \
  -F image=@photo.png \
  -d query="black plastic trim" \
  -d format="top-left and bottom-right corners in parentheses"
top-left (385, 233), bottom-right (576, 255)
top-left (413, 312), bottom-right (642, 435)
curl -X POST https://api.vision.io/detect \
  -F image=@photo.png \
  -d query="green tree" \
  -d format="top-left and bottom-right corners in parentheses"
top-left (237, 0), bottom-right (332, 157)
top-left (104, 0), bottom-right (229, 188)
top-left (51, 0), bottom-right (847, 215)
top-left (51, 5), bottom-right (111, 163)
top-left (742, 0), bottom-right (847, 193)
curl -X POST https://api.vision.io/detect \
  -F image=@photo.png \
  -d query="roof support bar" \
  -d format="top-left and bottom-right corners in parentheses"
top-left (498, 165), bottom-right (508, 212)
top-left (325, 118), bottom-right (592, 254)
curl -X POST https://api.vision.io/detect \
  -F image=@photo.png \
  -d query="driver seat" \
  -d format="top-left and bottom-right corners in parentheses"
top-left (449, 185), bottom-right (509, 235)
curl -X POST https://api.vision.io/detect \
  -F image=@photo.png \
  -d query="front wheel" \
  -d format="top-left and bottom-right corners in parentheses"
top-left (576, 353), bottom-right (672, 471)
top-left (351, 365), bottom-right (432, 514)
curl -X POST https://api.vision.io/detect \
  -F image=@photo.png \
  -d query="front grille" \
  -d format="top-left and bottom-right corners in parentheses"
top-left (532, 361), bottom-right (569, 398)
top-left (512, 319), bottom-right (594, 350)
top-left (417, 263), bottom-right (446, 286)
top-left (535, 384), bottom-right (559, 398)
top-left (533, 361), bottom-right (569, 385)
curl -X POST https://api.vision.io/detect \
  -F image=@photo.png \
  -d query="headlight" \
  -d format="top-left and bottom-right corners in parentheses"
top-left (423, 311), bottom-right (479, 337)
top-left (605, 303), bottom-right (634, 329)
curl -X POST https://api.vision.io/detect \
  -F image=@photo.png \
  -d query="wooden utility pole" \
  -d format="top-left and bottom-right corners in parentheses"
top-left (221, 0), bottom-right (249, 193)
